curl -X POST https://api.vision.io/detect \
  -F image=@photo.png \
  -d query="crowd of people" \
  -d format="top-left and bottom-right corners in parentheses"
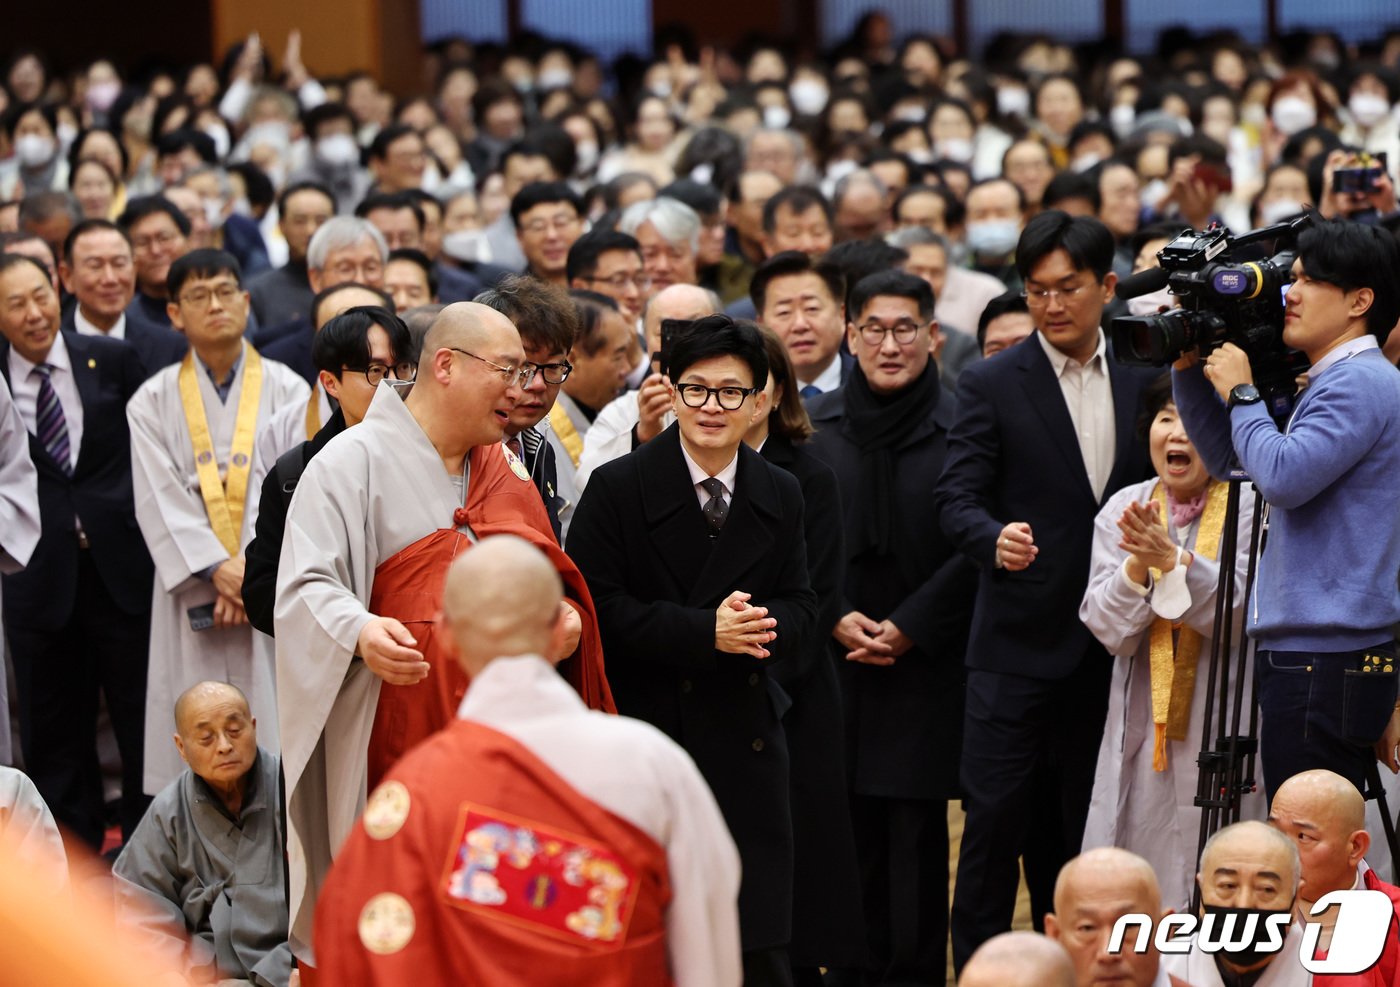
top-left (4, 11), bottom-right (1400, 986)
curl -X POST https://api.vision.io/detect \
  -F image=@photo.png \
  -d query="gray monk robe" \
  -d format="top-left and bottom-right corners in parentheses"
top-left (112, 748), bottom-right (293, 987)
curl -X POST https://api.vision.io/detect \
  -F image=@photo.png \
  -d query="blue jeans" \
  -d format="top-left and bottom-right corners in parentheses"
top-left (1256, 642), bottom-right (1398, 800)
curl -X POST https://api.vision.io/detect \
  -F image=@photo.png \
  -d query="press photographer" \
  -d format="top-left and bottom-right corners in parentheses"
top-left (1169, 218), bottom-right (1400, 800)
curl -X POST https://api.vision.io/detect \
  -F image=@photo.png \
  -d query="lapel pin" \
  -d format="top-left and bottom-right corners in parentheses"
top-left (87, 359), bottom-right (96, 368)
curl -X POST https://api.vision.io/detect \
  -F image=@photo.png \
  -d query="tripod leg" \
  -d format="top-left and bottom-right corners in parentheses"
top-left (1364, 761), bottom-right (1400, 884)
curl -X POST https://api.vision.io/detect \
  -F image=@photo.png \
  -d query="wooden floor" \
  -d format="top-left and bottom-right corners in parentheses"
top-left (945, 802), bottom-right (1035, 982)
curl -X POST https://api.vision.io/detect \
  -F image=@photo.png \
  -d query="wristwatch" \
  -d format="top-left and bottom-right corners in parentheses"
top-left (1228, 383), bottom-right (1262, 409)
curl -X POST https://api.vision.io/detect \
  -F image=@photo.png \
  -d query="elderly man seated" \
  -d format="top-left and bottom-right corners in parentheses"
top-left (1269, 769), bottom-right (1400, 984)
top-left (1046, 847), bottom-right (1170, 987)
top-left (1163, 820), bottom-right (1308, 987)
top-left (961, 930), bottom-right (1077, 987)
top-left (112, 682), bottom-right (292, 987)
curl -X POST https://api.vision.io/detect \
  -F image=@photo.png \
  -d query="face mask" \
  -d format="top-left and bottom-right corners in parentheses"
top-left (1271, 96), bottom-right (1317, 136)
top-left (1200, 905), bottom-right (1294, 970)
top-left (316, 133), bottom-right (360, 168)
top-left (202, 125), bottom-right (231, 161)
top-left (1260, 198), bottom-right (1308, 225)
top-left (87, 81), bottom-right (121, 113)
top-left (825, 158), bottom-right (858, 184)
top-left (537, 68), bottom-right (573, 91)
top-left (1142, 178), bottom-right (1170, 209)
top-left (575, 140), bottom-right (599, 174)
top-left (934, 138), bottom-right (974, 163)
top-left (649, 80), bottom-right (672, 99)
top-left (997, 87), bottom-right (1031, 118)
top-left (1349, 92), bottom-right (1392, 128)
top-left (15, 134), bottom-right (56, 168)
top-left (56, 123), bottom-right (79, 151)
top-left (1109, 103), bottom-right (1137, 137)
top-left (789, 80), bottom-right (829, 117)
top-left (892, 106), bottom-right (926, 125)
top-left (245, 121), bottom-right (291, 153)
top-left (1127, 285), bottom-right (1175, 317)
top-left (906, 148), bottom-right (934, 164)
top-left (442, 228), bottom-right (490, 264)
top-left (1070, 152), bottom-right (1103, 173)
top-left (688, 162), bottom-right (715, 184)
top-left (965, 219), bottom-right (1021, 257)
top-left (1241, 102), bottom-right (1268, 127)
top-left (763, 105), bottom-right (792, 130)
top-left (511, 75), bottom-right (535, 94)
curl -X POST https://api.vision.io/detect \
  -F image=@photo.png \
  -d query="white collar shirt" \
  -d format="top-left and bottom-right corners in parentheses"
top-left (1038, 328), bottom-right (1115, 501)
top-left (680, 442), bottom-right (739, 513)
top-left (7, 332), bottom-right (83, 472)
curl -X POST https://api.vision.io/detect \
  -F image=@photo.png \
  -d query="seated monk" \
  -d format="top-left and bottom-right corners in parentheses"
top-left (314, 535), bottom-right (742, 986)
top-left (112, 682), bottom-right (292, 987)
top-left (961, 930), bottom-right (1077, 987)
top-left (1046, 847), bottom-right (1171, 987)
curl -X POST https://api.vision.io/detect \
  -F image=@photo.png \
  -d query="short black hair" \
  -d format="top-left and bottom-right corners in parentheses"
top-left (355, 191), bottom-right (426, 231)
top-left (660, 178), bottom-right (722, 218)
top-left (62, 218), bottom-right (130, 263)
top-left (1296, 219), bottom-right (1400, 340)
top-left (0, 252), bottom-right (52, 284)
top-left (566, 229), bottom-right (641, 282)
top-left (501, 138), bottom-right (555, 174)
top-left (476, 273), bottom-right (578, 355)
top-left (1015, 210), bottom-right (1116, 282)
top-left (1043, 170), bottom-right (1101, 213)
top-left (386, 247), bottom-right (439, 299)
top-left (976, 291), bottom-right (1030, 351)
top-left (1136, 372), bottom-right (1175, 441)
top-left (68, 126), bottom-right (130, 177)
top-left (310, 281), bottom-right (396, 327)
top-left (509, 181), bottom-right (584, 227)
top-left (600, 172), bottom-right (658, 211)
top-left (762, 186), bottom-right (833, 234)
top-left (569, 289), bottom-right (623, 357)
top-left (167, 248), bottom-right (242, 299)
top-left (312, 305), bottom-right (413, 377)
top-left (3, 102), bottom-right (57, 141)
top-left (848, 269), bottom-right (934, 323)
top-left (1167, 133), bottom-right (1228, 169)
top-left (667, 315), bottom-right (769, 391)
top-left (228, 162), bottom-right (276, 213)
top-left (367, 123), bottom-right (420, 162)
top-left (893, 184), bottom-right (964, 229)
top-left (749, 250), bottom-right (845, 314)
top-left (277, 180), bottom-right (337, 218)
top-left (302, 101), bottom-right (357, 141)
top-left (156, 129), bottom-right (217, 165)
top-left (118, 194), bottom-right (192, 237)
top-left (824, 239), bottom-right (909, 311)
top-left (967, 176), bottom-right (1027, 213)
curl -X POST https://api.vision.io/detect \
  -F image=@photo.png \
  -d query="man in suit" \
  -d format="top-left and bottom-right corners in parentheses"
top-left (0, 252), bottom-right (154, 850)
top-left (935, 211), bottom-right (1153, 971)
top-left (58, 219), bottom-right (187, 377)
top-left (118, 195), bottom-right (193, 331)
top-left (567, 316), bottom-right (818, 987)
top-left (752, 250), bottom-right (853, 398)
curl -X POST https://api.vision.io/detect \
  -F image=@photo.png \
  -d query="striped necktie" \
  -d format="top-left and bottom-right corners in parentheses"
top-left (31, 364), bottom-right (72, 476)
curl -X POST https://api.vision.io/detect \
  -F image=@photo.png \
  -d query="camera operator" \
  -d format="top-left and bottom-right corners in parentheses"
top-left (1317, 148), bottom-right (1398, 223)
top-left (1171, 218), bottom-right (1400, 802)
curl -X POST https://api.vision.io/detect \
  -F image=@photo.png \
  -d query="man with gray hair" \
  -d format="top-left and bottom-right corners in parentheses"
top-left (617, 196), bottom-right (701, 297)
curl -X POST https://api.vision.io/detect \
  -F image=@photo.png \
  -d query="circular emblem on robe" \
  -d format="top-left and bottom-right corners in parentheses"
top-left (231, 452), bottom-right (249, 467)
top-left (363, 780), bottom-right (411, 840)
top-left (196, 450), bottom-right (214, 465)
top-left (503, 446), bottom-right (531, 482)
top-left (358, 892), bottom-right (415, 955)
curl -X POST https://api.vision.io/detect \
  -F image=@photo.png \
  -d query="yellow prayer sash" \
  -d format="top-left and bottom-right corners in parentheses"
top-left (549, 403), bottom-right (583, 467)
top-left (1148, 479), bottom-right (1230, 772)
top-left (179, 342), bottom-right (263, 557)
top-left (304, 383), bottom-right (321, 439)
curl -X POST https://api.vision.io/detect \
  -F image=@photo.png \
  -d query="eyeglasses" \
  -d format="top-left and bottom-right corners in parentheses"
top-left (448, 347), bottom-right (536, 388)
top-left (179, 284), bottom-right (242, 308)
top-left (675, 383), bottom-right (756, 410)
top-left (1022, 284), bottom-right (1094, 305)
top-left (584, 272), bottom-right (651, 291)
top-left (524, 359), bottom-right (572, 384)
top-left (346, 361), bottom-right (418, 386)
top-left (520, 214), bottom-right (580, 235)
top-left (856, 320), bottom-right (924, 346)
top-left (132, 230), bottom-right (182, 252)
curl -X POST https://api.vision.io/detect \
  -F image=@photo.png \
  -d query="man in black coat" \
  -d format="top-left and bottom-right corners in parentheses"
top-left (934, 212), bottom-right (1154, 970)
top-left (806, 270), bottom-right (975, 986)
top-left (0, 253), bottom-right (154, 849)
top-left (568, 316), bottom-right (817, 987)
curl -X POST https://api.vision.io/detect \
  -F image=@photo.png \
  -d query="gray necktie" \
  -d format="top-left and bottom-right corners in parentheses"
top-left (700, 477), bottom-right (727, 535)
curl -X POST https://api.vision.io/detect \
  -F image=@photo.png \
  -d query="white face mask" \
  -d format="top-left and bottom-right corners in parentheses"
top-left (997, 87), bottom-right (1030, 118)
top-left (934, 138), bottom-right (974, 163)
top-left (1127, 285), bottom-right (1175, 317)
top-left (574, 140), bottom-right (599, 174)
top-left (245, 121), bottom-right (291, 153)
top-left (202, 125), bottom-right (231, 161)
top-left (15, 134), bottom-right (56, 168)
top-left (87, 81), bottom-right (122, 113)
top-left (763, 105), bottom-right (792, 130)
top-left (892, 106), bottom-right (926, 125)
top-left (965, 219), bottom-right (1021, 257)
top-left (789, 80), bottom-right (829, 117)
top-left (1271, 96), bottom-right (1317, 136)
top-left (1109, 103), bottom-right (1137, 137)
top-left (537, 67), bottom-right (573, 91)
top-left (511, 75), bottom-right (535, 94)
top-left (1349, 92), bottom-right (1392, 129)
top-left (56, 123), bottom-right (79, 151)
top-left (649, 80), bottom-right (672, 99)
top-left (1070, 152), bottom-right (1103, 173)
top-left (316, 133), bottom-right (360, 168)
top-left (1141, 178), bottom-right (1170, 209)
top-left (906, 148), bottom-right (934, 164)
top-left (442, 228), bottom-right (491, 264)
top-left (1241, 102), bottom-right (1268, 127)
top-left (1259, 198), bottom-right (1308, 226)
top-left (825, 158), bottom-right (858, 184)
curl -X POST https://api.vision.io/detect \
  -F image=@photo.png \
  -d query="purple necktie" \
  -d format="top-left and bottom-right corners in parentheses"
top-left (32, 364), bottom-right (72, 476)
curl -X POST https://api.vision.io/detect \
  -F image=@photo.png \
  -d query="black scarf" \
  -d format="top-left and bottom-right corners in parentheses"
top-left (839, 361), bottom-right (941, 557)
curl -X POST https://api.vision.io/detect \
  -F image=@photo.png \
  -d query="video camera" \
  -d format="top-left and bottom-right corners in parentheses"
top-left (1110, 215), bottom-right (1312, 420)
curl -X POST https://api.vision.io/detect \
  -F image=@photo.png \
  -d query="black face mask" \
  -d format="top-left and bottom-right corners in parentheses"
top-left (1201, 903), bottom-right (1295, 970)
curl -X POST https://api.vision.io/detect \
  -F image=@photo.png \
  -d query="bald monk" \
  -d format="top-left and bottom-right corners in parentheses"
top-left (112, 681), bottom-right (292, 987)
top-left (961, 930), bottom-right (1077, 987)
top-left (1270, 769), bottom-right (1400, 985)
top-left (314, 535), bottom-right (741, 986)
top-left (275, 301), bottom-right (613, 970)
top-left (1046, 848), bottom-right (1170, 987)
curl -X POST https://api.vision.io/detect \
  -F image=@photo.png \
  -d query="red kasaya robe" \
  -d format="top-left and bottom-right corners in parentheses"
top-left (1312, 867), bottom-right (1400, 987)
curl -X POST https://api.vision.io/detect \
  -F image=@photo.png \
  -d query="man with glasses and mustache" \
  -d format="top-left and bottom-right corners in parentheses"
top-left (275, 301), bottom-right (614, 981)
top-left (568, 315), bottom-right (817, 987)
top-left (936, 211), bottom-right (1154, 971)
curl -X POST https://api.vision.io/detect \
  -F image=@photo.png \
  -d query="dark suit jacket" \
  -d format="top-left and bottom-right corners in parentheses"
top-left (0, 332), bottom-right (153, 628)
top-left (61, 306), bottom-right (187, 378)
top-left (934, 334), bottom-right (1154, 680)
top-left (807, 383), bottom-right (975, 799)
top-left (255, 322), bottom-right (314, 383)
top-left (566, 424), bottom-right (817, 951)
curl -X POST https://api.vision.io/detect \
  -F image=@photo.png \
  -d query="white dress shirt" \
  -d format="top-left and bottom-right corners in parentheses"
top-left (797, 354), bottom-right (843, 394)
top-left (72, 305), bottom-right (126, 341)
top-left (1307, 333), bottom-right (1377, 381)
top-left (680, 442), bottom-right (738, 513)
top-left (7, 333), bottom-right (83, 471)
top-left (1038, 329), bottom-right (1115, 501)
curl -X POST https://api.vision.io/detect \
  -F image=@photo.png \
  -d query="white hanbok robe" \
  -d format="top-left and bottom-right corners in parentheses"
top-left (0, 765), bottom-right (67, 892)
top-left (255, 383), bottom-right (333, 468)
top-left (275, 382), bottom-right (476, 961)
top-left (574, 389), bottom-right (673, 492)
top-left (1080, 478), bottom-right (1264, 910)
top-left (0, 380), bottom-right (40, 766)
top-left (1162, 922), bottom-right (1312, 986)
top-left (128, 351), bottom-right (307, 793)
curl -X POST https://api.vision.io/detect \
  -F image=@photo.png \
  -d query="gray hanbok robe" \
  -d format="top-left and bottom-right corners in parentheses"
top-left (0, 379), bottom-right (40, 766)
top-left (128, 350), bottom-right (307, 793)
top-left (112, 748), bottom-right (292, 987)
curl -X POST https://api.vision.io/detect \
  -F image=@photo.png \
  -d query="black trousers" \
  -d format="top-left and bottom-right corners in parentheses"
top-left (8, 549), bottom-right (150, 849)
top-left (949, 653), bottom-right (1112, 973)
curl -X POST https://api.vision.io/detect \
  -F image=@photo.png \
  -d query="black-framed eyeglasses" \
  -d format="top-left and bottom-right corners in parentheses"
top-left (447, 347), bottom-right (536, 388)
top-left (675, 383), bottom-right (757, 410)
top-left (856, 320), bottom-right (924, 346)
top-left (524, 360), bottom-right (573, 385)
top-left (345, 361), bottom-right (417, 386)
